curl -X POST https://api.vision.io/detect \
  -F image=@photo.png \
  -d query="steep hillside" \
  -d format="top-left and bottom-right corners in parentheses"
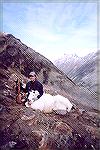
top-left (54, 52), bottom-right (97, 93)
top-left (0, 32), bottom-right (99, 150)
top-left (0, 32), bottom-right (98, 110)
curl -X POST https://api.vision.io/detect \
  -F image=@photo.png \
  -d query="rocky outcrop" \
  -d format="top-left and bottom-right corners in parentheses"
top-left (0, 104), bottom-right (99, 150)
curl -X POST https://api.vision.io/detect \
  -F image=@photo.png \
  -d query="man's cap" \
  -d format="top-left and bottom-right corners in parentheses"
top-left (29, 71), bottom-right (36, 77)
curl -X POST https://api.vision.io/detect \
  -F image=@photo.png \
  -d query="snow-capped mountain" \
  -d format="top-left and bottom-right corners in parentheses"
top-left (54, 52), bottom-right (97, 93)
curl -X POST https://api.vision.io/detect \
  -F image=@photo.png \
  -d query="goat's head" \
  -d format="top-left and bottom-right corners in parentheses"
top-left (28, 90), bottom-right (39, 102)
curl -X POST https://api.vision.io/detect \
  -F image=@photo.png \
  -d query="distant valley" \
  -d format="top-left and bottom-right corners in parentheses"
top-left (54, 52), bottom-right (97, 94)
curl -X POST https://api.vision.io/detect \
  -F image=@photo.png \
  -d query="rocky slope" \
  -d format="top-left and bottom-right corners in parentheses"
top-left (0, 32), bottom-right (99, 150)
top-left (54, 53), bottom-right (97, 93)
top-left (0, 32), bottom-right (98, 110)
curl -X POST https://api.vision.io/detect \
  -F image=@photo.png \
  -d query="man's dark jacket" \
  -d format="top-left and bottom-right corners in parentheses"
top-left (25, 80), bottom-right (43, 99)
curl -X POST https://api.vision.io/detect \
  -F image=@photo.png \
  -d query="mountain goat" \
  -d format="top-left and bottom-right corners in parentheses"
top-left (25, 90), bottom-right (73, 114)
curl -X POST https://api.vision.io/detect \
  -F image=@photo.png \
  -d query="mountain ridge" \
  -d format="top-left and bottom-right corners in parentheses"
top-left (54, 52), bottom-right (97, 93)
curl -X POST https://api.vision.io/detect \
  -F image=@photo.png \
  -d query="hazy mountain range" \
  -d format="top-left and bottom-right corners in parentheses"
top-left (54, 52), bottom-right (97, 94)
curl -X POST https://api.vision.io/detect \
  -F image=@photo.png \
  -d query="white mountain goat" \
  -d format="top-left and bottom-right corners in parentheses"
top-left (25, 90), bottom-right (73, 114)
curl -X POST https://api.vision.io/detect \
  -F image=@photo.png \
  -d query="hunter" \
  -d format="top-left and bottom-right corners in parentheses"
top-left (25, 71), bottom-right (43, 100)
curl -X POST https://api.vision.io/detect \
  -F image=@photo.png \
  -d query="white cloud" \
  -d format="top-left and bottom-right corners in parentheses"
top-left (3, 2), bottom-right (97, 61)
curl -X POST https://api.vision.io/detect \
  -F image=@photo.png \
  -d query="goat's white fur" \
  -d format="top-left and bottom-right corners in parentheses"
top-left (25, 91), bottom-right (73, 114)
top-left (28, 90), bottom-right (39, 101)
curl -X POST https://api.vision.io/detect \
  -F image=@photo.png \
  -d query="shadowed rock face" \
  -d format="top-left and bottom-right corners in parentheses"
top-left (0, 32), bottom-right (99, 150)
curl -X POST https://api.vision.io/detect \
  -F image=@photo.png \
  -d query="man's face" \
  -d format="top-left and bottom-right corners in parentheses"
top-left (29, 75), bottom-right (36, 82)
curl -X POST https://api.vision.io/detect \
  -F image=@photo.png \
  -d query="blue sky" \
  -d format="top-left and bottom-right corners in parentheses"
top-left (2, 2), bottom-right (97, 61)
